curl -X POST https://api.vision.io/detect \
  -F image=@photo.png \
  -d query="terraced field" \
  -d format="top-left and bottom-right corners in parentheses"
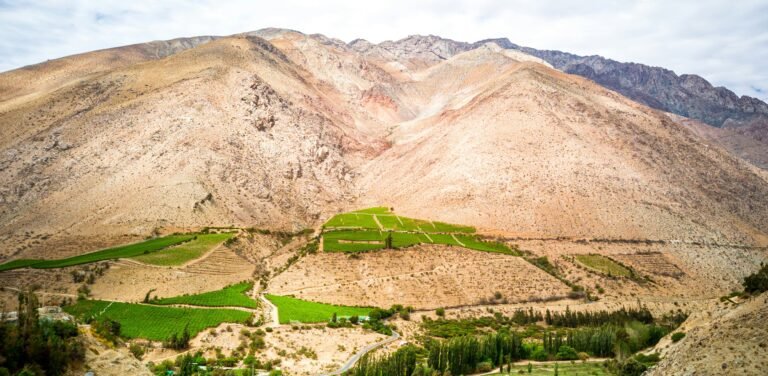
top-left (64, 300), bottom-right (251, 340)
top-left (0, 235), bottom-right (196, 271)
top-left (321, 208), bottom-right (515, 255)
top-left (131, 233), bottom-right (234, 266)
top-left (324, 207), bottom-right (474, 233)
top-left (264, 294), bottom-right (372, 324)
top-left (151, 282), bottom-right (258, 308)
top-left (613, 252), bottom-right (684, 278)
top-left (575, 254), bottom-right (633, 277)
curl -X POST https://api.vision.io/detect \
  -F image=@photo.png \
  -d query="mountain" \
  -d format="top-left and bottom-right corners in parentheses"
top-left (1, 28), bottom-right (767, 262)
top-left (473, 38), bottom-right (768, 128)
top-left (345, 34), bottom-right (768, 168)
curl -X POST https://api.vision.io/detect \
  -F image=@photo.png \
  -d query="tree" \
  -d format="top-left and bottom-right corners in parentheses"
top-left (385, 231), bottom-right (393, 249)
top-left (0, 290), bottom-right (84, 375)
top-left (332, 312), bottom-right (337, 323)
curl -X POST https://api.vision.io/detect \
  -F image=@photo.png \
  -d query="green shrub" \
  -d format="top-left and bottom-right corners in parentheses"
top-left (129, 343), bottom-right (145, 360)
top-left (556, 345), bottom-right (579, 360)
top-left (743, 263), bottom-right (768, 294)
top-left (476, 361), bottom-right (494, 372)
top-left (435, 308), bottom-right (445, 317)
top-left (671, 332), bottom-right (685, 342)
top-left (530, 346), bottom-right (549, 361)
top-left (617, 358), bottom-right (647, 376)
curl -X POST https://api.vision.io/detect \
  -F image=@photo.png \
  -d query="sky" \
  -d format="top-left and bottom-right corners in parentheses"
top-left (1, 0), bottom-right (766, 100)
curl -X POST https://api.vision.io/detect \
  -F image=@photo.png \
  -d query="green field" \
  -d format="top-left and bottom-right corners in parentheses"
top-left (151, 282), bottom-right (258, 308)
top-left (324, 212), bottom-right (381, 229)
top-left (131, 233), bottom-right (233, 266)
top-left (351, 207), bottom-right (391, 214)
top-left (575, 254), bottom-right (633, 277)
top-left (492, 361), bottom-right (608, 375)
top-left (321, 208), bottom-right (515, 255)
top-left (265, 294), bottom-right (372, 324)
top-left (64, 300), bottom-right (251, 340)
top-left (324, 207), bottom-right (475, 233)
top-left (323, 229), bottom-right (516, 255)
top-left (0, 235), bottom-right (196, 271)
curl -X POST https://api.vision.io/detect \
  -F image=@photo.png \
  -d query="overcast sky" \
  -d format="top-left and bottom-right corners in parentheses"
top-left (1, 0), bottom-right (766, 100)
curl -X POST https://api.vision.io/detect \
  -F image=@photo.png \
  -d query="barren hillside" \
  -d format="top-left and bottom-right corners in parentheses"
top-left (1, 28), bottom-right (767, 257)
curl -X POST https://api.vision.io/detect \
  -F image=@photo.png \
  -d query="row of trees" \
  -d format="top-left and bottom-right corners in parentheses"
top-left (347, 345), bottom-right (419, 376)
top-left (425, 332), bottom-right (524, 375)
top-left (350, 321), bottom-right (670, 376)
top-left (544, 306), bottom-right (654, 327)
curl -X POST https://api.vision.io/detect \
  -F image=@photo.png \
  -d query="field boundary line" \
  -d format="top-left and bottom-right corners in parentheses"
top-left (372, 215), bottom-right (384, 230)
top-left (451, 234), bottom-right (466, 247)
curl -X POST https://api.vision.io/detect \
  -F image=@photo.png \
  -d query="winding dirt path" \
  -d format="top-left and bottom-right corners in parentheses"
top-left (259, 295), bottom-right (280, 327)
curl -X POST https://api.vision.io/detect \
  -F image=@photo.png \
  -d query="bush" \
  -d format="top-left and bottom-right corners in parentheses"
top-left (743, 263), bottom-right (768, 294)
top-left (476, 361), bottom-right (494, 372)
top-left (671, 332), bottom-right (685, 343)
top-left (555, 345), bottom-right (578, 360)
top-left (129, 343), bottom-right (145, 360)
top-left (617, 358), bottom-right (647, 376)
top-left (530, 346), bottom-right (549, 361)
top-left (435, 308), bottom-right (445, 317)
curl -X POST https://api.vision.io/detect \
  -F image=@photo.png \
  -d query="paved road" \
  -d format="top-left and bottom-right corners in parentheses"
top-left (321, 330), bottom-right (401, 376)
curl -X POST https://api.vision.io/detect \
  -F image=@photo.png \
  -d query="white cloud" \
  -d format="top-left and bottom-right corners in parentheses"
top-left (0, 0), bottom-right (766, 99)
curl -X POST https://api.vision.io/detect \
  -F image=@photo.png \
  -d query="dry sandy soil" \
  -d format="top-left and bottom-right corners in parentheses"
top-left (143, 322), bottom-right (387, 376)
top-left (90, 245), bottom-right (255, 302)
top-left (64, 327), bottom-right (152, 376)
top-left (647, 292), bottom-right (768, 376)
top-left (268, 244), bottom-right (572, 309)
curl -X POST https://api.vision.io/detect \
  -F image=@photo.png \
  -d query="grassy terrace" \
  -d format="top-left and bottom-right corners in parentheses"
top-left (321, 207), bottom-right (516, 255)
top-left (265, 294), bottom-right (372, 324)
top-left (0, 235), bottom-right (196, 272)
top-left (131, 233), bottom-right (234, 266)
top-left (64, 300), bottom-right (251, 340)
top-left (575, 254), bottom-right (633, 277)
top-left (151, 282), bottom-right (258, 309)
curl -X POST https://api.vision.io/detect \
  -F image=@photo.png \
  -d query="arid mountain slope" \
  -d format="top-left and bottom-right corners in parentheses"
top-left (648, 293), bottom-right (768, 375)
top-left (352, 34), bottom-right (768, 171)
top-left (354, 49), bottom-right (768, 244)
top-left (0, 36), bottom-right (216, 104)
top-left (1, 29), bottom-right (768, 262)
top-left (0, 35), bottom-right (367, 259)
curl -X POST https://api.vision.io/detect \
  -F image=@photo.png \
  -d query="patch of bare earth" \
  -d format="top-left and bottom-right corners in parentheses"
top-left (267, 244), bottom-right (571, 309)
top-left (90, 246), bottom-right (255, 302)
